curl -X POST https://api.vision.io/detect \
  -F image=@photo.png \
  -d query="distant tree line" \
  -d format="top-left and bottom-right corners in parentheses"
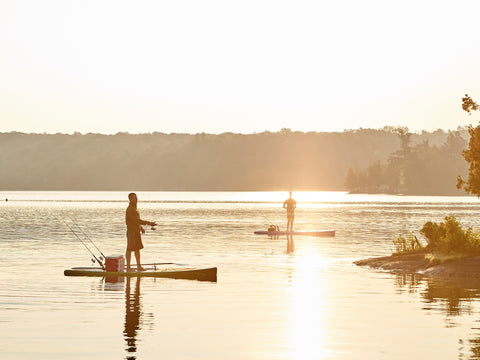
top-left (344, 128), bottom-right (468, 195)
top-left (0, 128), bottom-right (469, 194)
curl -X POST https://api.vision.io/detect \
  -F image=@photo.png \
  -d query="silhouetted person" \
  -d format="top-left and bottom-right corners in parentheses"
top-left (283, 191), bottom-right (296, 232)
top-left (126, 193), bottom-right (156, 271)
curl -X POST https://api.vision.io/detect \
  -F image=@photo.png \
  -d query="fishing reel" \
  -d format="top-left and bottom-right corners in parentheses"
top-left (91, 256), bottom-right (104, 266)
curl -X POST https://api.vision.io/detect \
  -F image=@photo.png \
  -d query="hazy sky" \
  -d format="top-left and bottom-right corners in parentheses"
top-left (1, 0), bottom-right (480, 134)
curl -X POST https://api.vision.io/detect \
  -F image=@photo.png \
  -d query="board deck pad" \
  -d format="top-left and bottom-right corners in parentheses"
top-left (64, 264), bottom-right (217, 282)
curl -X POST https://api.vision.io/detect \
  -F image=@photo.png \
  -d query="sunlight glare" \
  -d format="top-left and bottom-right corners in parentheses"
top-left (288, 250), bottom-right (331, 359)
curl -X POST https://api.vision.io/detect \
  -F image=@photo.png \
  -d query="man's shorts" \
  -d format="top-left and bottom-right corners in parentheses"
top-left (127, 231), bottom-right (144, 251)
top-left (287, 213), bottom-right (295, 221)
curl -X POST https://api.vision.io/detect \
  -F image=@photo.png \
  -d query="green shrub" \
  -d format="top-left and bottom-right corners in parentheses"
top-left (419, 215), bottom-right (480, 254)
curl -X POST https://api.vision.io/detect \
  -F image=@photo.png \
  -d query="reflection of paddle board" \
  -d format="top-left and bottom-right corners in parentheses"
top-left (64, 265), bottom-right (217, 282)
top-left (254, 230), bottom-right (335, 237)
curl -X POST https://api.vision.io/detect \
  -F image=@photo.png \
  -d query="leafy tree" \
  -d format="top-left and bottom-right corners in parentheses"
top-left (462, 94), bottom-right (479, 114)
top-left (457, 94), bottom-right (480, 196)
top-left (344, 168), bottom-right (359, 192)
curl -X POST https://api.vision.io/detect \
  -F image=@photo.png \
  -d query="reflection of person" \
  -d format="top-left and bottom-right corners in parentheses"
top-left (287, 234), bottom-right (294, 254)
top-left (124, 277), bottom-right (141, 357)
top-left (125, 193), bottom-right (156, 271)
top-left (283, 191), bottom-right (296, 232)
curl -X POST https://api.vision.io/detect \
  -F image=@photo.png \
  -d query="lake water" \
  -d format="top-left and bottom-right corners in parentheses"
top-left (2, 191), bottom-right (480, 359)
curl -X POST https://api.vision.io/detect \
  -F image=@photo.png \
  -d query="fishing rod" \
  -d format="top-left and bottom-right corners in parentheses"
top-left (259, 214), bottom-right (283, 231)
top-left (52, 201), bottom-right (106, 259)
top-left (47, 204), bottom-right (105, 270)
top-left (261, 213), bottom-right (277, 225)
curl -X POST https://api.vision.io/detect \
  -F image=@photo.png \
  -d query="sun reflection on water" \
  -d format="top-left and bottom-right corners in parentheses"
top-left (287, 248), bottom-right (332, 359)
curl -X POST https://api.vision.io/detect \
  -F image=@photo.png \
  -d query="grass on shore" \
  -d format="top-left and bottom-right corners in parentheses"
top-left (393, 215), bottom-right (480, 263)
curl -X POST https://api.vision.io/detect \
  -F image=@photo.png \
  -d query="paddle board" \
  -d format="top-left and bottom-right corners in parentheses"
top-left (254, 230), bottom-right (335, 237)
top-left (64, 264), bottom-right (217, 282)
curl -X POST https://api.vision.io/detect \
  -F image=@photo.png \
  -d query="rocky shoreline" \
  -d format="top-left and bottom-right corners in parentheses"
top-left (354, 252), bottom-right (480, 287)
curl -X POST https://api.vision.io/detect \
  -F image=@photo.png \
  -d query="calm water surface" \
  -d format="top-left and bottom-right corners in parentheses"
top-left (2, 191), bottom-right (480, 359)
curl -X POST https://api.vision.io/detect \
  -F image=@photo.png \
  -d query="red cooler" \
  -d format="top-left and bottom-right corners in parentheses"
top-left (105, 255), bottom-right (125, 272)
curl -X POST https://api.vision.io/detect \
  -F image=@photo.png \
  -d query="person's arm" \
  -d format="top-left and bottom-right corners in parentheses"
top-left (140, 219), bottom-right (156, 226)
top-left (138, 217), bottom-right (153, 234)
top-left (127, 208), bottom-right (156, 228)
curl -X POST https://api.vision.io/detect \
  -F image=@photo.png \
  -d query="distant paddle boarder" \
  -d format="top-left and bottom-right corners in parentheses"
top-left (125, 193), bottom-right (156, 271)
top-left (283, 191), bottom-right (297, 232)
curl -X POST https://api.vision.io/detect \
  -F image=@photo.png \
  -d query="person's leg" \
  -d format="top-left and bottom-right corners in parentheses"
top-left (126, 250), bottom-right (132, 270)
top-left (287, 215), bottom-right (294, 231)
top-left (134, 250), bottom-right (145, 271)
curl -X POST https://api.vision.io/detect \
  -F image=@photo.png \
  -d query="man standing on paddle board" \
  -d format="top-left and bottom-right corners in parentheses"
top-left (283, 191), bottom-right (296, 232)
top-left (126, 193), bottom-right (156, 271)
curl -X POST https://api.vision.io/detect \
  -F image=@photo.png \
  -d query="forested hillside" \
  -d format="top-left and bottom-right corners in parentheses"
top-left (0, 128), bottom-right (469, 194)
top-left (345, 128), bottom-right (469, 195)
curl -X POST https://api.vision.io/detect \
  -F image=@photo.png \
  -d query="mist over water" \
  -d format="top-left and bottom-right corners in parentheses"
top-left (2, 191), bottom-right (480, 359)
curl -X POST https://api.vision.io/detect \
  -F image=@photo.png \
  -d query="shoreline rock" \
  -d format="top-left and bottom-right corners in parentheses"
top-left (354, 252), bottom-right (480, 286)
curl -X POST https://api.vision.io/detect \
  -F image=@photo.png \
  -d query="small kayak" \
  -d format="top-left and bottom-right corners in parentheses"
top-left (254, 230), bottom-right (335, 237)
top-left (64, 264), bottom-right (217, 282)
